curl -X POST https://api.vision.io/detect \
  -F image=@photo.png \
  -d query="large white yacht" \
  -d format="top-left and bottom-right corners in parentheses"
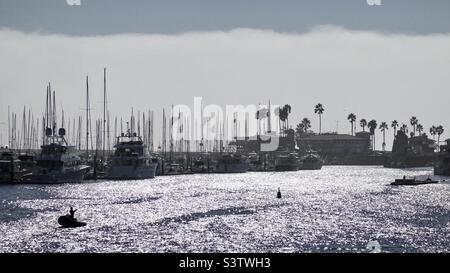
top-left (106, 131), bottom-right (158, 180)
top-left (22, 128), bottom-right (90, 184)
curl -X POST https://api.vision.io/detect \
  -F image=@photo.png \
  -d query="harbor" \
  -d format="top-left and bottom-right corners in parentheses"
top-left (1, 72), bottom-right (449, 183)
top-left (1, 1), bottom-right (449, 258)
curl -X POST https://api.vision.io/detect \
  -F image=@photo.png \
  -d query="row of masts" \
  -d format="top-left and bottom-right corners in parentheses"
top-left (3, 68), bottom-right (275, 159)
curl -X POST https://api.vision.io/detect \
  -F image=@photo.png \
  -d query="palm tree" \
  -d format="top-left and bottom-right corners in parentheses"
top-left (284, 104), bottom-right (292, 131)
top-left (401, 124), bottom-right (408, 134)
top-left (314, 103), bottom-right (324, 135)
top-left (430, 126), bottom-right (437, 141)
top-left (279, 106), bottom-right (287, 136)
top-left (347, 113), bottom-right (356, 136)
top-left (379, 122), bottom-right (388, 152)
top-left (301, 118), bottom-right (311, 133)
top-left (391, 120), bottom-right (398, 136)
top-left (368, 120), bottom-right (377, 151)
top-left (436, 125), bottom-right (444, 151)
top-left (410, 116), bottom-right (419, 136)
top-left (360, 119), bottom-right (367, 132)
top-left (295, 123), bottom-right (305, 141)
top-left (416, 124), bottom-right (424, 136)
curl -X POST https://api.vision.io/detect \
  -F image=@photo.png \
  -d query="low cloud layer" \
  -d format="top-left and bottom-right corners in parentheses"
top-left (1, 27), bottom-right (449, 148)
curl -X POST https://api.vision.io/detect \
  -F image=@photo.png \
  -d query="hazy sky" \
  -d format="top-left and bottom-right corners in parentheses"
top-left (0, 0), bottom-right (449, 149)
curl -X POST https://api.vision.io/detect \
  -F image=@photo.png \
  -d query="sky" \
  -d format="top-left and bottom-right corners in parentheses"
top-left (0, 0), bottom-right (449, 149)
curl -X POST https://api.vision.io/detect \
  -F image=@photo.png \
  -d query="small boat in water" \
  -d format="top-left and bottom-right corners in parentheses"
top-left (58, 214), bottom-right (87, 228)
top-left (391, 177), bottom-right (438, 186)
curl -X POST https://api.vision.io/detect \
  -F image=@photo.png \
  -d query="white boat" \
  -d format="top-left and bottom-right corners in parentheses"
top-left (106, 131), bottom-right (158, 180)
top-left (22, 129), bottom-right (90, 184)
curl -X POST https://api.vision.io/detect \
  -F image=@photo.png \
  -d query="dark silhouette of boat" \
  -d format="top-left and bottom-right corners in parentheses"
top-left (214, 154), bottom-right (249, 173)
top-left (274, 153), bottom-right (299, 171)
top-left (58, 215), bottom-right (87, 228)
top-left (391, 177), bottom-right (438, 186)
top-left (21, 129), bottom-right (90, 184)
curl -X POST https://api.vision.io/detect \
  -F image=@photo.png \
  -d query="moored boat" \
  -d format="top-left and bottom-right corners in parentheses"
top-left (391, 177), bottom-right (438, 186)
top-left (21, 129), bottom-right (90, 184)
top-left (106, 131), bottom-right (158, 180)
top-left (298, 152), bottom-right (323, 170)
top-left (274, 152), bottom-right (299, 172)
top-left (214, 154), bottom-right (249, 173)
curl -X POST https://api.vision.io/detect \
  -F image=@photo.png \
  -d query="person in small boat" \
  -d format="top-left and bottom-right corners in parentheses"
top-left (69, 206), bottom-right (77, 219)
top-left (277, 188), bottom-right (282, 199)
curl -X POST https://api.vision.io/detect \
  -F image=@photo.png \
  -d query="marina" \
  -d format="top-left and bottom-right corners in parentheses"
top-left (1, 1), bottom-right (449, 259)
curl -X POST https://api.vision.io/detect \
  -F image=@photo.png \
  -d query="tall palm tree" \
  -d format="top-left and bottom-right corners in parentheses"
top-left (347, 113), bottom-right (356, 136)
top-left (430, 126), bottom-right (437, 141)
top-left (360, 119), bottom-right (367, 132)
top-left (391, 120), bottom-right (398, 137)
top-left (410, 116), bottom-right (419, 136)
top-left (301, 118), bottom-right (311, 133)
top-left (436, 125), bottom-right (444, 151)
top-left (416, 124), bottom-right (424, 136)
top-left (368, 120), bottom-right (377, 151)
top-left (279, 106), bottom-right (287, 136)
top-left (379, 122), bottom-right (388, 152)
top-left (314, 103), bottom-right (324, 135)
top-left (284, 104), bottom-right (292, 131)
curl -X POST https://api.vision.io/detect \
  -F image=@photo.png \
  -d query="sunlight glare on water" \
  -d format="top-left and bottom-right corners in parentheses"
top-left (0, 166), bottom-right (449, 253)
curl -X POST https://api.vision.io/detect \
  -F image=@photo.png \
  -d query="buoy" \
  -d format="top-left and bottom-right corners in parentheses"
top-left (277, 188), bottom-right (282, 199)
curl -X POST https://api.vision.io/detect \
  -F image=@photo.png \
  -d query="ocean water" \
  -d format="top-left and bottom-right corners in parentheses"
top-left (0, 166), bottom-right (449, 253)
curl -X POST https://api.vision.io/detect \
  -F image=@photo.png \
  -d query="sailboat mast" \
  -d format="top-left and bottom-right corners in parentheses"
top-left (103, 68), bottom-right (106, 160)
top-left (86, 76), bottom-right (89, 159)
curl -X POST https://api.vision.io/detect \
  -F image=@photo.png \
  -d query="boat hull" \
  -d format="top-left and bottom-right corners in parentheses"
top-left (107, 163), bottom-right (157, 180)
top-left (391, 179), bottom-right (438, 186)
top-left (214, 163), bottom-right (249, 173)
top-left (22, 166), bottom-right (90, 184)
top-left (274, 165), bottom-right (299, 172)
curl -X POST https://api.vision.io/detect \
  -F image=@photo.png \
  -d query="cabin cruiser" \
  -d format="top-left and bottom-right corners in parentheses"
top-left (21, 128), bottom-right (90, 184)
top-left (298, 152), bottom-right (323, 170)
top-left (215, 154), bottom-right (249, 173)
top-left (106, 131), bottom-right (158, 179)
top-left (275, 152), bottom-right (299, 172)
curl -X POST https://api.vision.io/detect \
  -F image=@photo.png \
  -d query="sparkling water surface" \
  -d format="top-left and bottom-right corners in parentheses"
top-left (0, 166), bottom-right (449, 253)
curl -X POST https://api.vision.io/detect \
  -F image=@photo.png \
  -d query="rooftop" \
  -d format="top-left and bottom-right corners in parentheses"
top-left (301, 134), bottom-right (367, 141)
